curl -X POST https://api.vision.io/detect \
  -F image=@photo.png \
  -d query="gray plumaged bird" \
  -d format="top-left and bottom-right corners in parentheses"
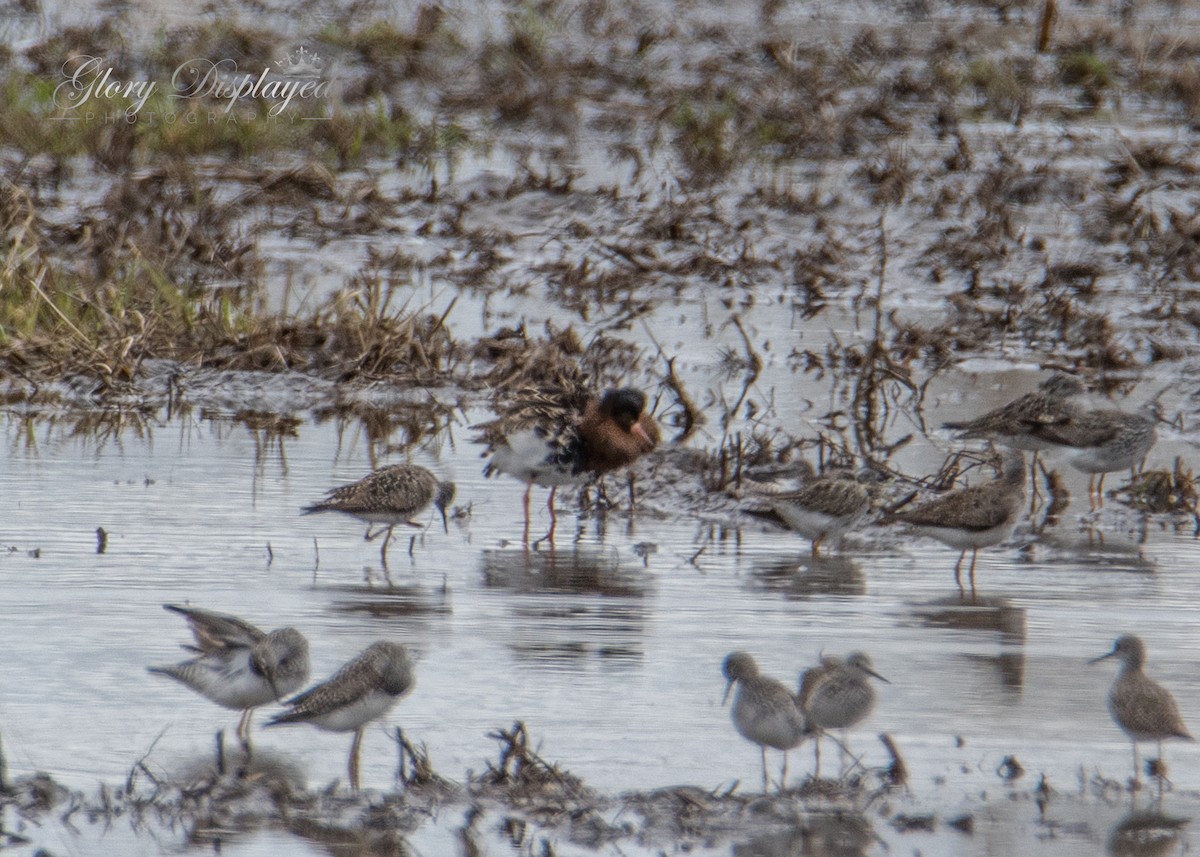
top-left (1023, 400), bottom-right (1159, 509)
top-left (1091, 634), bottom-right (1193, 788)
top-left (722, 651), bottom-right (807, 792)
top-left (800, 651), bottom-right (889, 778)
top-left (746, 462), bottom-right (871, 558)
top-left (303, 464), bottom-right (456, 565)
top-left (148, 604), bottom-right (311, 755)
top-left (267, 641), bottom-right (415, 791)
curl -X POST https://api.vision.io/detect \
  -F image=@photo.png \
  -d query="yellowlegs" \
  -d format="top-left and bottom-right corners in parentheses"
top-left (148, 604), bottom-right (310, 755)
top-left (1024, 401), bottom-right (1159, 509)
top-left (891, 448), bottom-right (1026, 593)
top-left (799, 652), bottom-right (888, 778)
top-left (303, 464), bottom-right (455, 565)
top-left (943, 373), bottom-right (1085, 450)
top-left (267, 641), bottom-right (415, 791)
top-left (1091, 635), bottom-right (1192, 788)
top-left (722, 651), bottom-right (807, 792)
top-left (478, 386), bottom-right (660, 544)
top-left (749, 464), bottom-right (870, 557)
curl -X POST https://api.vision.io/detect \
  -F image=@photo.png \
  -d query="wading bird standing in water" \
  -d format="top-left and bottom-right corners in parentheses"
top-left (303, 464), bottom-right (455, 566)
top-left (477, 385), bottom-right (660, 545)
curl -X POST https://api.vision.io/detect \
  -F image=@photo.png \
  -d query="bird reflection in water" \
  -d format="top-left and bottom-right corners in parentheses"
top-left (481, 547), bottom-right (648, 666)
top-left (914, 595), bottom-right (1027, 692)
top-left (747, 556), bottom-right (866, 601)
top-left (1107, 808), bottom-right (1190, 857)
top-left (732, 811), bottom-right (875, 857)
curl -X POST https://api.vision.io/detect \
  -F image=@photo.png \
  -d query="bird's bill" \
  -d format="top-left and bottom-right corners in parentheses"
top-left (721, 678), bottom-right (733, 706)
top-left (439, 504), bottom-right (450, 534)
top-left (866, 667), bottom-right (891, 684)
top-left (632, 422), bottom-right (653, 447)
top-left (1088, 649), bottom-right (1116, 665)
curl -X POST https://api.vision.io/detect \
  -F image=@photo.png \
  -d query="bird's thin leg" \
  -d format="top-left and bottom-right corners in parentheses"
top-left (1132, 741), bottom-right (1141, 790)
top-left (760, 746), bottom-right (769, 792)
top-left (380, 525), bottom-right (394, 568)
top-left (546, 486), bottom-right (558, 544)
top-left (811, 537), bottom-right (822, 559)
top-left (237, 708), bottom-right (254, 755)
top-left (779, 751), bottom-right (789, 794)
top-left (968, 549), bottom-right (979, 599)
top-left (1097, 473), bottom-right (1106, 508)
top-left (1028, 452), bottom-right (1042, 514)
top-left (523, 484), bottom-right (532, 547)
top-left (813, 736), bottom-right (821, 780)
top-left (953, 551), bottom-right (966, 593)
top-left (1088, 475), bottom-right (1097, 512)
top-left (349, 728), bottom-right (364, 791)
top-left (628, 472), bottom-right (637, 512)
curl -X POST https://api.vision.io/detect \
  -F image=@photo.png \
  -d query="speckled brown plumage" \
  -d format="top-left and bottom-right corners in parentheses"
top-left (303, 464), bottom-right (455, 563)
top-left (943, 374), bottom-right (1085, 449)
top-left (268, 641), bottom-right (415, 791)
top-left (891, 449), bottom-right (1026, 592)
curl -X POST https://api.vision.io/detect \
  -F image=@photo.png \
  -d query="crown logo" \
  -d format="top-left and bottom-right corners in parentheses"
top-left (275, 46), bottom-right (325, 78)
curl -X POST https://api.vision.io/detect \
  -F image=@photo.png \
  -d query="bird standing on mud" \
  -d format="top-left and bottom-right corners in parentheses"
top-left (1091, 634), bottom-right (1192, 789)
top-left (267, 640), bottom-right (415, 791)
top-left (722, 651), bottom-right (807, 792)
top-left (148, 604), bottom-right (311, 759)
top-left (476, 385), bottom-right (660, 544)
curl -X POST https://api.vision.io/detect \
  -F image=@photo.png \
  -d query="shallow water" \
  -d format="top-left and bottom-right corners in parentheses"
top-left (2, 393), bottom-right (1200, 855)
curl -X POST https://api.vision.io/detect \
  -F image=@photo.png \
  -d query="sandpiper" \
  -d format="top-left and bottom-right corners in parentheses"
top-left (1091, 635), bottom-right (1192, 788)
top-left (751, 465), bottom-right (871, 558)
top-left (722, 651), bottom-right (807, 792)
top-left (943, 373), bottom-right (1085, 450)
top-left (800, 652), bottom-right (888, 778)
top-left (303, 464), bottom-right (456, 565)
top-left (266, 641), bottom-right (415, 791)
top-left (890, 448), bottom-right (1026, 593)
top-left (1024, 400), bottom-right (1159, 509)
top-left (148, 604), bottom-right (311, 754)
top-left (477, 386), bottom-right (660, 544)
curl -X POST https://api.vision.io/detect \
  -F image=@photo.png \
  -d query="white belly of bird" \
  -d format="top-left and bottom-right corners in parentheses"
top-left (1068, 444), bottom-right (1142, 474)
top-left (193, 651), bottom-right (280, 710)
top-left (306, 689), bottom-right (401, 733)
top-left (490, 429), bottom-right (586, 487)
top-left (733, 696), bottom-right (805, 751)
top-left (772, 505), bottom-right (852, 541)
top-left (913, 520), bottom-right (1016, 551)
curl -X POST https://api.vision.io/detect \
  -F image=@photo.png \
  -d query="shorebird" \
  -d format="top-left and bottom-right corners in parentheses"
top-left (267, 641), bottom-right (415, 791)
top-left (943, 373), bottom-right (1085, 450)
top-left (1091, 635), bottom-right (1193, 788)
top-left (1023, 400), bottom-right (1159, 510)
top-left (148, 604), bottom-right (310, 755)
top-left (750, 465), bottom-right (871, 558)
top-left (477, 385), bottom-right (660, 544)
top-left (889, 448), bottom-right (1026, 594)
top-left (722, 651), bottom-right (807, 792)
top-left (303, 464), bottom-right (455, 565)
top-left (799, 652), bottom-right (888, 778)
